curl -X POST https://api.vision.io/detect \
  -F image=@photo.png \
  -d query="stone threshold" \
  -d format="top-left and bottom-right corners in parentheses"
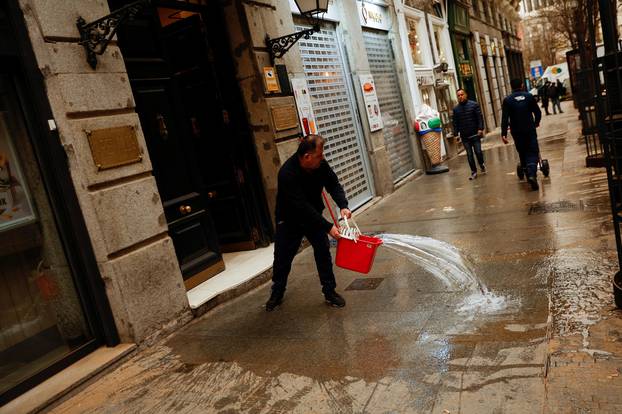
top-left (1, 343), bottom-right (136, 414)
top-left (187, 245), bottom-right (275, 317)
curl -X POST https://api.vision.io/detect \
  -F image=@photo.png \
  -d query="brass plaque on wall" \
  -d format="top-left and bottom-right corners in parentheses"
top-left (270, 104), bottom-right (299, 131)
top-left (86, 126), bottom-right (142, 171)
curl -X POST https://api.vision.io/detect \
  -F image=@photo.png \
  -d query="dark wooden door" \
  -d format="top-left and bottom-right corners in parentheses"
top-left (117, 7), bottom-right (224, 288)
top-left (113, 1), bottom-right (272, 287)
top-left (162, 13), bottom-right (257, 252)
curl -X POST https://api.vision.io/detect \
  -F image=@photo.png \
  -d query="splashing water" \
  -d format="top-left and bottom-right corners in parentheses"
top-left (376, 233), bottom-right (508, 314)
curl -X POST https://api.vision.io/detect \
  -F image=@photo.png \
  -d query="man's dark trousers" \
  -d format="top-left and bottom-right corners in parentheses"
top-left (271, 221), bottom-right (336, 296)
top-left (513, 129), bottom-right (540, 178)
top-left (462, 136), bottom-right (485, 173)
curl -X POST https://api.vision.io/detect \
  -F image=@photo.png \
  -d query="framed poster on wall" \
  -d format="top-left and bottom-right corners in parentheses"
top-left (0, 112), bottom-right (36, 231)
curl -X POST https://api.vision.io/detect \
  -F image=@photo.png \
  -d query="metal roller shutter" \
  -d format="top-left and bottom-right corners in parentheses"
top-left (296, 24), bottom-right (373, 209)
top-left (363, 29), bottom-right (415, 182)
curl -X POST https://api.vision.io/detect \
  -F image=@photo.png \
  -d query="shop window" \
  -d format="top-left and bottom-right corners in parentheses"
top-left (433, 25), bottom-right (445, 64)
top-left (460, 38), bottom-right (470, 61)
top-left (0, 74), bottom-right (92, 399)
top-left (421, 87), bottom-right (432, 106)
top-left (406, 17), bottom-right (424, 65)
top-left (483, 1), bottom-right (490, 22)
top-left (432, 1), bottom-right (443, 18)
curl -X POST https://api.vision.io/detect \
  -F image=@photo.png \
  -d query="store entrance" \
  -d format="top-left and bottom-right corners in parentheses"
top-left (111, 1), bottom-right (272, 289)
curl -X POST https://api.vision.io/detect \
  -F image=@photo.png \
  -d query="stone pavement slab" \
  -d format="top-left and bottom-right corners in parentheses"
top-left (44, 101), bottom-right (622, 413)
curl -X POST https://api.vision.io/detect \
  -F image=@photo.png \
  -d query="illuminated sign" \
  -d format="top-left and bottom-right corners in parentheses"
top-left (357, 1), bottom-right (390, 31)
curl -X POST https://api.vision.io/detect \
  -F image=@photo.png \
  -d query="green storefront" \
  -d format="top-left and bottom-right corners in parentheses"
top-left (448, 0), bottom-right (478, 102)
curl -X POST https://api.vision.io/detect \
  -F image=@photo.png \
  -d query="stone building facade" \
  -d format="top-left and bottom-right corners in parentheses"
top-left (469, 0), bottom-right (522, 130)
top-left (2, 0), bottom-right (430, 405)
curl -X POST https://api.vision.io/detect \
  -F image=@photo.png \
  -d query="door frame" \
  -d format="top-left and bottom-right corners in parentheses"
top-left (2, 1), bottom-right (119, 404)
top-left (111, 0), bottom-right (274, 250)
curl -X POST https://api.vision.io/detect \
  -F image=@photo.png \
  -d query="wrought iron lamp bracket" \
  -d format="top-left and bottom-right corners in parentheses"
top-left (76, 0), bottom-right (150, 69)
top-left (266, 25), bottom-right (319, 61)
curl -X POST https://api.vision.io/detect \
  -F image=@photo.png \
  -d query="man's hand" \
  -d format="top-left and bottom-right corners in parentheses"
top-left (329, 225), bottom-right (341, 240)
top-left (501, 135), bottom-right (509, 144)
top-left (340, 208), bottom-right (352, 219)
top-left (477, 129), bottom-right (484, 137)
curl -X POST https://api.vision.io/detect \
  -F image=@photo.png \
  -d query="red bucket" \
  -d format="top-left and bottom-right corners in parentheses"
top-left (335, 234), bottom-right (383, 274)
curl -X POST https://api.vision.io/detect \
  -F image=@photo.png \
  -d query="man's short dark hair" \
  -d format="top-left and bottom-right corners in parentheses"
top-left (510, 78), bottom-right (523, 90)
top-left (297, 134), bottom-right (325, 157)
top-left (457, 88), bottom-right (466, 94)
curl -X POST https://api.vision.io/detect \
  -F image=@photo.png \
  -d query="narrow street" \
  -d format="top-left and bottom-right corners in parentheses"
top-left (45, 101), bottom-right (622, 413)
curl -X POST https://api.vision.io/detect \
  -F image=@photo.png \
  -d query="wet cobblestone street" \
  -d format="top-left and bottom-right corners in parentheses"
top-left (44, 101), bottom-right (622, 413)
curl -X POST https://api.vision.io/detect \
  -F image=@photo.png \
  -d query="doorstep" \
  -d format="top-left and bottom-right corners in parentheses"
top-left (187, 244), bottom-right (275, 316)
top-left (0, 343), bottom-right (136, 414)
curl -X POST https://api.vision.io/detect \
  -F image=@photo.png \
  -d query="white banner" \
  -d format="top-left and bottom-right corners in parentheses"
top-left (357, 1), bottom-right (390, 31)
top-left (359, 74), bottom-right (383, 132)
top-left (291, 77), bottom-right (318, 136)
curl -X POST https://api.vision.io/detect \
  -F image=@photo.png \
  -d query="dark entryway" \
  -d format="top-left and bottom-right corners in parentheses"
top-left (111, 0), bottom-right (272, 289)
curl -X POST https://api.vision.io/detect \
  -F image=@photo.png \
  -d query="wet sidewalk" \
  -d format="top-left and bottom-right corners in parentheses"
top-left (44, 101), bottom-right (622, 413)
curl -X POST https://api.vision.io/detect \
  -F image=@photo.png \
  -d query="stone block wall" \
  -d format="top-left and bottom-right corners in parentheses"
top-left (17, 0), bottom-right (191, 344)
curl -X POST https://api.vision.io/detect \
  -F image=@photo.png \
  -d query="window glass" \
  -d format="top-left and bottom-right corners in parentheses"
top-left (407, 17), bottom-right (424, 65)
top-left (433, 26), bottom-right (445, 63)
top-left (0, 74), bottom-right (93, 399)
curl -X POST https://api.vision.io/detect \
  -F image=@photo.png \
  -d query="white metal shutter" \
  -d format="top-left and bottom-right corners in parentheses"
top-left (363, 29), bottom-right (415, 182)
top-left (296, 24), bottom-right (373, 208)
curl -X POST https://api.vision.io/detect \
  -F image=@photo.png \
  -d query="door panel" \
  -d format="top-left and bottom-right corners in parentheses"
top-left (165, 15), bottom-right (256, 248)
top-left (296, 24), bottom-right (374, 209)
top-left (113, 0), bottom-right (273, 278)
top-left (118, 8), bottom-right (222, 283)
top-left (363, 29), bottom-right (415, 182)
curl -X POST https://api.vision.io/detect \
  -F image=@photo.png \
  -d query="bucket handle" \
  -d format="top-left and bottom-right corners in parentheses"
top-left (321, 190), bottom-right (339, 227)
top-left (321, 190), bottom-right (360, 241)
top-left (341, 216), bottom-right (361, 241)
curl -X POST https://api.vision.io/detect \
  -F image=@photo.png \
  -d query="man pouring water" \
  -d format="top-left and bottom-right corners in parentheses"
top-left (265, 134), bottom-right (351, 311)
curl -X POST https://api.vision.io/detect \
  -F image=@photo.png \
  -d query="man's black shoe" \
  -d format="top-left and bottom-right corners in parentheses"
top-left (324, 291), bottom-right (346, 308)
top-left (265, 292), bottom-right (283, 311)
top-left (527, 176), bottom-right (539, 191)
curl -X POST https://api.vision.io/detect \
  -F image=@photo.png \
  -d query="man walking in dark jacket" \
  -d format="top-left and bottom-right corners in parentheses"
top-left (539, 81), bottom-right (550, 115)
top-left (453, 89), bottom-right (486, 180)
top-left (548, 81), bottom-right (563, 114)
top-left (266, 134), bottom-right (352, 311)
top-left (501, 78), bottom-right (542, 190)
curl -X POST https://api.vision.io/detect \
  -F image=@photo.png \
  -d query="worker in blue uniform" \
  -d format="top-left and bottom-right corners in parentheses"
top-left (501, 78), bottom-right (542, 190)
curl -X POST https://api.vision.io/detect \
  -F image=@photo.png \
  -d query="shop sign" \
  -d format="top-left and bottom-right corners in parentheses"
top-left (270, 104), bottom-right (299, 131)
top-left (357, 1), bottom-right (390, 31)
top-left (0, 114), bottom-right (36, 232)
top-left (416, 74), bottom-right (435, 86)
top-left (86, 126), bottom-right (142, 170)
top-left (459, 62), bottom-right (473, 77)
top-left (359, 74), bottom-right (383, 132)
top-left (291, 77), bottom-right (318, 136)
top-left (263, 66), bottom-right (281, 93)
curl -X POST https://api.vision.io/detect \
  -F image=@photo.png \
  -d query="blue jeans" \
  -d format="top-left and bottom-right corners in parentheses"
top-left (513, 129), bottom-right (540, 178)
top-left (552, 98), bottom-right (562, 114)
top-left (462, 137), bottom-right (484, 173)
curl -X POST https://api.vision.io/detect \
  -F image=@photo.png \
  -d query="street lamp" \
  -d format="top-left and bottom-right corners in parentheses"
top-left (265, 0), bottom-right (329, 61)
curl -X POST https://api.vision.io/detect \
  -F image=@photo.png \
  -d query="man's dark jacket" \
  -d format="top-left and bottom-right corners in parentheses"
top-left (501, 91), bottom-right (542, 138)
top-left (275, 154), bottom-right (348, 233)
top-left (453, 100), bottom-right (485, 139)
top-left (547, 84), bottom-right (559, 99)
